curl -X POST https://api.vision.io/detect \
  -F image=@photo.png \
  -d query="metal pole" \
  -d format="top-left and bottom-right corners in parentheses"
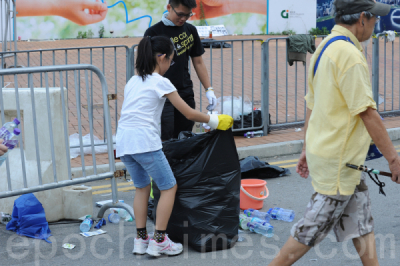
top-left (384, 38), bottom-right (387, 111)
top-left (372, 37), bottom-right (380, 109)
top-left (3, 0), bottom-right (9, 53)
top-left (13, 0), bottom-right (16, 52)
top-left (275, 40), bottom-right (278, 124)
top-left (262, 41), bottom-right (270, 136)
top-left (1, 0), bottom-right (3, 54)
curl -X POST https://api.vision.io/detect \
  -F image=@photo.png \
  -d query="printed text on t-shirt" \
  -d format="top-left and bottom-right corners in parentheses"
top-left (171, 32), bottom-right (194, 56)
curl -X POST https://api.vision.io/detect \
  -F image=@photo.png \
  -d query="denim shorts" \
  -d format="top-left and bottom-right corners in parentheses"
top-left (120, 149), bottom-right (176, 191)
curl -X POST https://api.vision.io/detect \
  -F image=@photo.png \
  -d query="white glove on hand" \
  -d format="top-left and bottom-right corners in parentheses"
top-left (207, 114), bottom-right (219, 130)
top-left (203, 111), bottom-right (218, 130)
top-left (206, 87), bottom-right (217, 111)
top-left (207, 113), bottom-right (234, 131)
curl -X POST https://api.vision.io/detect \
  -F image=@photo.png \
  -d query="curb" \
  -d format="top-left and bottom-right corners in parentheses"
top-left (237, 127), bottom-right (400, 159)
top-left (71, 162), bottom-right (126, 179)
top-left (71, 127), bottom-right (400, 177)
top-left (237, 140), bottom-right (304, 159)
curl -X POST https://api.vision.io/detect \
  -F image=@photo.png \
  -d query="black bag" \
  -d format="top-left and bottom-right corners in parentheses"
top-left (202, 39), bottom-right (232, 49)
top-left (152, 129), bottom-right (241, 252)
top-left (233, 110), bottom-right (271, 135)
top-left (240, 156), bottom-right (291, 179)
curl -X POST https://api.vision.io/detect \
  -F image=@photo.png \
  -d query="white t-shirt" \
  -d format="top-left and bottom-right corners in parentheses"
top-left (116, 73), bottom-right (176, 157)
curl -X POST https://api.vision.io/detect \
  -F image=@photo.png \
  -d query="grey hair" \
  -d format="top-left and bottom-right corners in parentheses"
top-left (333, 5), bottom-right (374, 25)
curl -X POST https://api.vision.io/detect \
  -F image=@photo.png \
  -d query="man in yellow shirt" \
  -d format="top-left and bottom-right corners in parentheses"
top-left (269, 1), bottom-right (400, 265)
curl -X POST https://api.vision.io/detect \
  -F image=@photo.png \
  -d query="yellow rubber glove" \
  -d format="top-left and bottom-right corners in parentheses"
top-left (208, 114), bottom-right (234, 131)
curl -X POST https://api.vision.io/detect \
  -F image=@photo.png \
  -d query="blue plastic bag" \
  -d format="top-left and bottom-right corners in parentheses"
top-left (366, 143), bottom-right (383, 161)
top-left (6, 193), bottom-right (52, 243)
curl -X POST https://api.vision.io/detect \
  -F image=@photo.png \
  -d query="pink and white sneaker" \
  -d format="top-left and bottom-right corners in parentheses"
top-left (132, 236), bottom-right (150, 255)
top-left (146, 235), bottom-right (183, 256)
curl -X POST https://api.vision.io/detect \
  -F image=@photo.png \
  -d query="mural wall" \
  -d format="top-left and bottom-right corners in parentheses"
top-left (16, 0), bottom-right (400, 40)
top-left (16, 0), bottom-right (267, 40)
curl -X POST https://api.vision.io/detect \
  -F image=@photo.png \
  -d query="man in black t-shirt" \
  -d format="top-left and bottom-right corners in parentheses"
top-left (144, 0), bottom-right (217, 140)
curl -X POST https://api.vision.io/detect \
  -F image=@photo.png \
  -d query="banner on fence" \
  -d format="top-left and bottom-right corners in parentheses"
top-left (267, 0), bottom-right (317, 34)
top-left (316, 0), bottom-right (400, 34)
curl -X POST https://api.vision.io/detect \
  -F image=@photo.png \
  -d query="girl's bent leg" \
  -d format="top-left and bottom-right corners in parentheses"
top-left (155, 184), bottom-right (177, 230)
top-left (120, 154), bottom-right (151, 229)
top-left (134, 184), bottom-right (151, 228)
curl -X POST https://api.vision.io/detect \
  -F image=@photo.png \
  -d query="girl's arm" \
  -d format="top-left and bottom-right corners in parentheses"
top-left (165, 91), bottom-right (210, 123)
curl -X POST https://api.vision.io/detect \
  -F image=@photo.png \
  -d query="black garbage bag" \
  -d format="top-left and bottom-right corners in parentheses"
top-left (233, 110), bottom-right (271, 136)
top-left (152, 129), bottom-right (241, 252)
top-left (240, 156), bottom-right (291, 179)
top-left (202, 39), bottom-right (232, 49)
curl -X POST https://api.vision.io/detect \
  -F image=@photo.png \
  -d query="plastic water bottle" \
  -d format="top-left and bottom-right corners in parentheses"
top-left (244, 130), bottom-right (263, 138)
top-left (109, 200), bottom-right (131, 220)
top-left (118, 209), bottom-right (128, 219)
top-left (80, 216), bottom-right (94, 232)
top-left (0, 118), bottom-right (20, 140)
top-left (244, 209), bottom-right (271, 222)
top-left (0, 128), bottom-right (21, 167)
top-left (267, 207), bottom-right (295, 222)
top-left (248, 221), bottom-right (274, 237)
top-left (240, 214), bottom-right (268, 230)
top-left (108, 212), bottom-right (120, 223)
top-left (125, 214), bottom-right (134, 222)
top-left (239, 214), bottom-right (252, 230)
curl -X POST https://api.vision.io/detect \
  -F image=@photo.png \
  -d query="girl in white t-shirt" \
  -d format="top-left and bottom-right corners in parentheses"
top-left (116, 36), bottom-right (233, 257)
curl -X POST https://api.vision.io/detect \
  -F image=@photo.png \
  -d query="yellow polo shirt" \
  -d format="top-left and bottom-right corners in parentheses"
top-left (305, 25), bottom-right (376, 196)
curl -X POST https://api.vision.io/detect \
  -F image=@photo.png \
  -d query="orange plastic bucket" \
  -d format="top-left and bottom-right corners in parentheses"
top-left (240, 179), bottom-right (269, 210)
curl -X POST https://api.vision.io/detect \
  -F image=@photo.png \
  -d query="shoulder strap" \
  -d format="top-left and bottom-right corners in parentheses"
top-left (313, 36), bottom-right (355, 77)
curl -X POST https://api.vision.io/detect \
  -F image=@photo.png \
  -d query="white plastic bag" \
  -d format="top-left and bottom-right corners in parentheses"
top-left (382, 31), bottom-right (396, 42)
top-left (214, 96), bottom-right (253, 120)
top-left (69, 133), bottom-right (115, 159)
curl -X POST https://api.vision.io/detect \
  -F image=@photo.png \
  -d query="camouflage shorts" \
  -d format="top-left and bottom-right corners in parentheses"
top-left (291, 173), bottom-right (374, 247)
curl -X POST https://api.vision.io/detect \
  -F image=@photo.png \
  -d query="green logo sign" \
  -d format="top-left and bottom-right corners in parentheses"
top-left (281, 10), bottom-right (289, 19)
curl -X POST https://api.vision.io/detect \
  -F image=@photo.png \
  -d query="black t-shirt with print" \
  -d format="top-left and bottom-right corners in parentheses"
top-left (144, 22), bottom-right (205, 98)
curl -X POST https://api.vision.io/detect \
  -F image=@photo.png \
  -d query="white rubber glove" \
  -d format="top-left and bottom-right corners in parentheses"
top-left (207, 114), bottom-right (220, 130)
top-left (203, 111), bottom-right (218, 130)
top-left (206, 87), bottom-right (217, 111)
top-left (207, 114), bottom-right (234, 131)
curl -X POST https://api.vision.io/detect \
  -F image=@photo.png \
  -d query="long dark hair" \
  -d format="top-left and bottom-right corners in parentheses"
top-left (136, 36), bottom-right (174, 81)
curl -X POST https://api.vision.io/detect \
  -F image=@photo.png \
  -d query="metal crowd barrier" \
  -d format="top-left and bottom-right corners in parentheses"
top-left (262, 34), bottom-right (400, 132)
top-left (0, 45), bottom-right (134, 140)
top-left (189, 39), bottom-right (267, 134)
top-left (0, 0), bottom-right (17, 55)
top-left (3, 34), bottom-right (397, 139)
top-left (262, 36), bottom-right (328, 132)
top-left (372, 33), bottom-right (400, 116)
top-left (0, 64), bottom-right (133, 218)
top-left (1, 39), bottom-right (268, 137)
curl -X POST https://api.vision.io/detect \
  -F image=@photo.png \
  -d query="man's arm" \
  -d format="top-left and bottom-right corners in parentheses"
top-left (360, 107), bottom-right (400, 183)
top-left (191, 56), bottom-right (211, 91)
top-left (296, 108), bottom-right (312, 178)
